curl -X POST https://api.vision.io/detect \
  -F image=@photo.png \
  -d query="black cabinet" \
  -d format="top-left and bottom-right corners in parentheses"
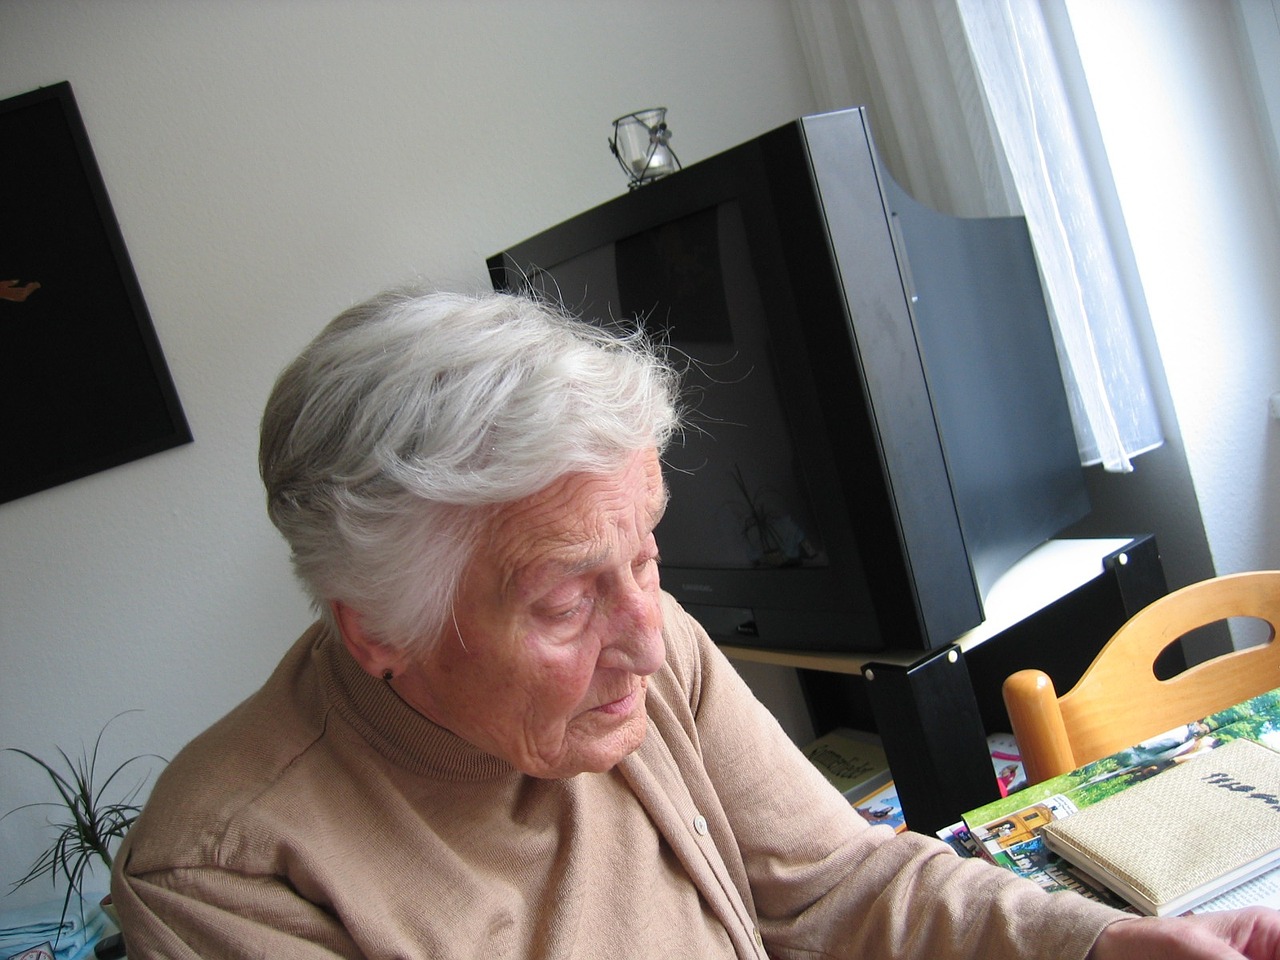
top-left (721, 536), bottom-right (1167, 836)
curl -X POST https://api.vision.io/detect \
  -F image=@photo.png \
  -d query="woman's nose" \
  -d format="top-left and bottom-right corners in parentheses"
top-left (601, 581), bottom-right (665, 675)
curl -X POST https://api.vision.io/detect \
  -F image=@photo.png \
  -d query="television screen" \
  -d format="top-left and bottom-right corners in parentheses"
top-left (529, 201), bottom-right (828, 575)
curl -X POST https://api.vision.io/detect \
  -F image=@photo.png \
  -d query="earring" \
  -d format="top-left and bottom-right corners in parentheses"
top-left (381, 668), bottom-right (394, 682)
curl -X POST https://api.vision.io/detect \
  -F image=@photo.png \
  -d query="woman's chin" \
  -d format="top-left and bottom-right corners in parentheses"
top-left (526, 709), bottom-right (650, 779)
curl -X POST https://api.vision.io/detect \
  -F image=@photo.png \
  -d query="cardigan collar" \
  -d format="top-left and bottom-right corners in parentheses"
top-left (311, 623), bottom-right (517, 782)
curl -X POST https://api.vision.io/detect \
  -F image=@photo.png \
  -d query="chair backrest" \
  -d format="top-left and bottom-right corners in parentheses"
top-left (1002, 570), bottom-right (1280, 784)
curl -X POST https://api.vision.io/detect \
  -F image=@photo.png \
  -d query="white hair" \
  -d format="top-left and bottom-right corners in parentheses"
top-left (259, 288), bottom-right (681, 653)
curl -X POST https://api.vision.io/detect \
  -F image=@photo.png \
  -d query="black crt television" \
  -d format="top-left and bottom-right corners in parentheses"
top-left (488, 107), bottom-right (1089, 654)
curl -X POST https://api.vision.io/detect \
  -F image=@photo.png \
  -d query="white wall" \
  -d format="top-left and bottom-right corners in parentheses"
top-left (1064, 0), bottom-right (1280, 583)
top-left (0, 0), bottom-right (816, 906)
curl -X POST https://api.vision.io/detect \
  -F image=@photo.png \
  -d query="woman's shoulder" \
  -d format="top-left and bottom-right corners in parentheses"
top-left (121, 626), bottom-right (335, 870)
top-left (656, 591), bottom-right (704, 682)
top-left (653, 591), bottom-right (743, 719)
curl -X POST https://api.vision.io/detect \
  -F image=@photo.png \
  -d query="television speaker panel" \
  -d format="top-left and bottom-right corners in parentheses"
top-left (877, 174), bottom-right (1090, 600)
top-left (792, 108), bottom-right (1089, 614)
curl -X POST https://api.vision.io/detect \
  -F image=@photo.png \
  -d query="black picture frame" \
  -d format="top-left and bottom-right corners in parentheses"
top-left (0, 81), bottom-right (192, 505)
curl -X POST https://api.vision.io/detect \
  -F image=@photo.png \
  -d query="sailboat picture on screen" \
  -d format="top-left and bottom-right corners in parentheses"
top-left (488, 107), bottom-right (1088, 655)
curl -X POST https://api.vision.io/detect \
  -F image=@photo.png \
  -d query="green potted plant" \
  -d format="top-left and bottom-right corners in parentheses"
top-left (2, 711), bottom-right (164, 934)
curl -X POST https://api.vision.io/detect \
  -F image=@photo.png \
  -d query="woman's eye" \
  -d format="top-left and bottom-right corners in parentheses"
top-left (553, 601), bottom-right (585, 621)
top-left (541, 595), bottom-right (593, 622)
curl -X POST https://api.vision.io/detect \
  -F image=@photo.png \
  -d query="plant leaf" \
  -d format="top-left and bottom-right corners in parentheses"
top-left (2, 710), bottom-right (167, 935)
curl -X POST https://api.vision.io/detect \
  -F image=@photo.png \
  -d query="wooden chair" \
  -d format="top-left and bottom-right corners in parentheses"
top-left (1002, 570), bottom-right (1280, 784)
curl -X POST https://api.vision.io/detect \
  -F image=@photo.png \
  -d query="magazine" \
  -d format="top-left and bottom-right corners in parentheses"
top-left (853, 781), bottom-right (907, 832)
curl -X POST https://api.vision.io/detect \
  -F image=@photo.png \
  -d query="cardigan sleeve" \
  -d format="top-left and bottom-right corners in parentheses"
top-left (111, 843), bottom-right (363, 960)
top-left (659, 596), bottom-right (1127, 960)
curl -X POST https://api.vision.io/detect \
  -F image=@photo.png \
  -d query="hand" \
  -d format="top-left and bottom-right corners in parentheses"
top-left (1089, 909), bottom-right (1280, 960)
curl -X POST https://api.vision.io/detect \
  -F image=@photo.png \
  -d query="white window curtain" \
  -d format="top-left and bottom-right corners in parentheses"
top-left (789, 0), bottom-right (1163, 472)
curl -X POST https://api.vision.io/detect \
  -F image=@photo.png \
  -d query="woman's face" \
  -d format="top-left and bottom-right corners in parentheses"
top-left (391, 448), bottom-right (669, 778)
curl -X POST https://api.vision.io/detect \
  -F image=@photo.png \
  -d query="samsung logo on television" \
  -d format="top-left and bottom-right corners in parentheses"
top-left (681, 583), bottom-right (714, 593)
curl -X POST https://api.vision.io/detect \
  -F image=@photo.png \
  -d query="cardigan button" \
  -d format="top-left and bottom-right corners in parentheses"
top-left (693, 814), bottom-right (709, 835)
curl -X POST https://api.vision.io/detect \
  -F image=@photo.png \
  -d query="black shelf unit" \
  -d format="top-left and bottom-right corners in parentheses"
top-left (723, 536), bottom-right (1168, 836)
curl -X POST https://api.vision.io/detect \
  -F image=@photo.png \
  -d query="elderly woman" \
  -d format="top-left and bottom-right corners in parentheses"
top-left (112, 289), bottom-right (1279, 959)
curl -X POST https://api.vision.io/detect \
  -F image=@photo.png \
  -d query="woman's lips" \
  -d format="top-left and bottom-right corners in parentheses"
top-left (593, 681), bottom-right (644, 716)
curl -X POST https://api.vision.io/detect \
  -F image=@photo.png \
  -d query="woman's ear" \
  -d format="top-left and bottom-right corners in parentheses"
top-left (331, 601), bottom-right (402, 680)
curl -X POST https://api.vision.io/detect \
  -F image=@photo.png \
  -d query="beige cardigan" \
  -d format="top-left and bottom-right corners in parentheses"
top-left (112, 593), bottom-right (1124, 958)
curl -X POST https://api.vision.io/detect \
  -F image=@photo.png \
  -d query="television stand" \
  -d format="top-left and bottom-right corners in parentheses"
top-left (718, 536), bottom-right (1167, 835)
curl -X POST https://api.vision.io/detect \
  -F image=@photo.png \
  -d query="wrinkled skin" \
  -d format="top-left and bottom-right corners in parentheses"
top-left (341, 448), bottom-right (669, 778)
top-left (1089, 908), bottom-right (1280, 960)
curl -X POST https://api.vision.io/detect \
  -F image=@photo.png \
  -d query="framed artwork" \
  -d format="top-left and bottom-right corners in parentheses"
top-left (0, 81), bottom-right (191, 505)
